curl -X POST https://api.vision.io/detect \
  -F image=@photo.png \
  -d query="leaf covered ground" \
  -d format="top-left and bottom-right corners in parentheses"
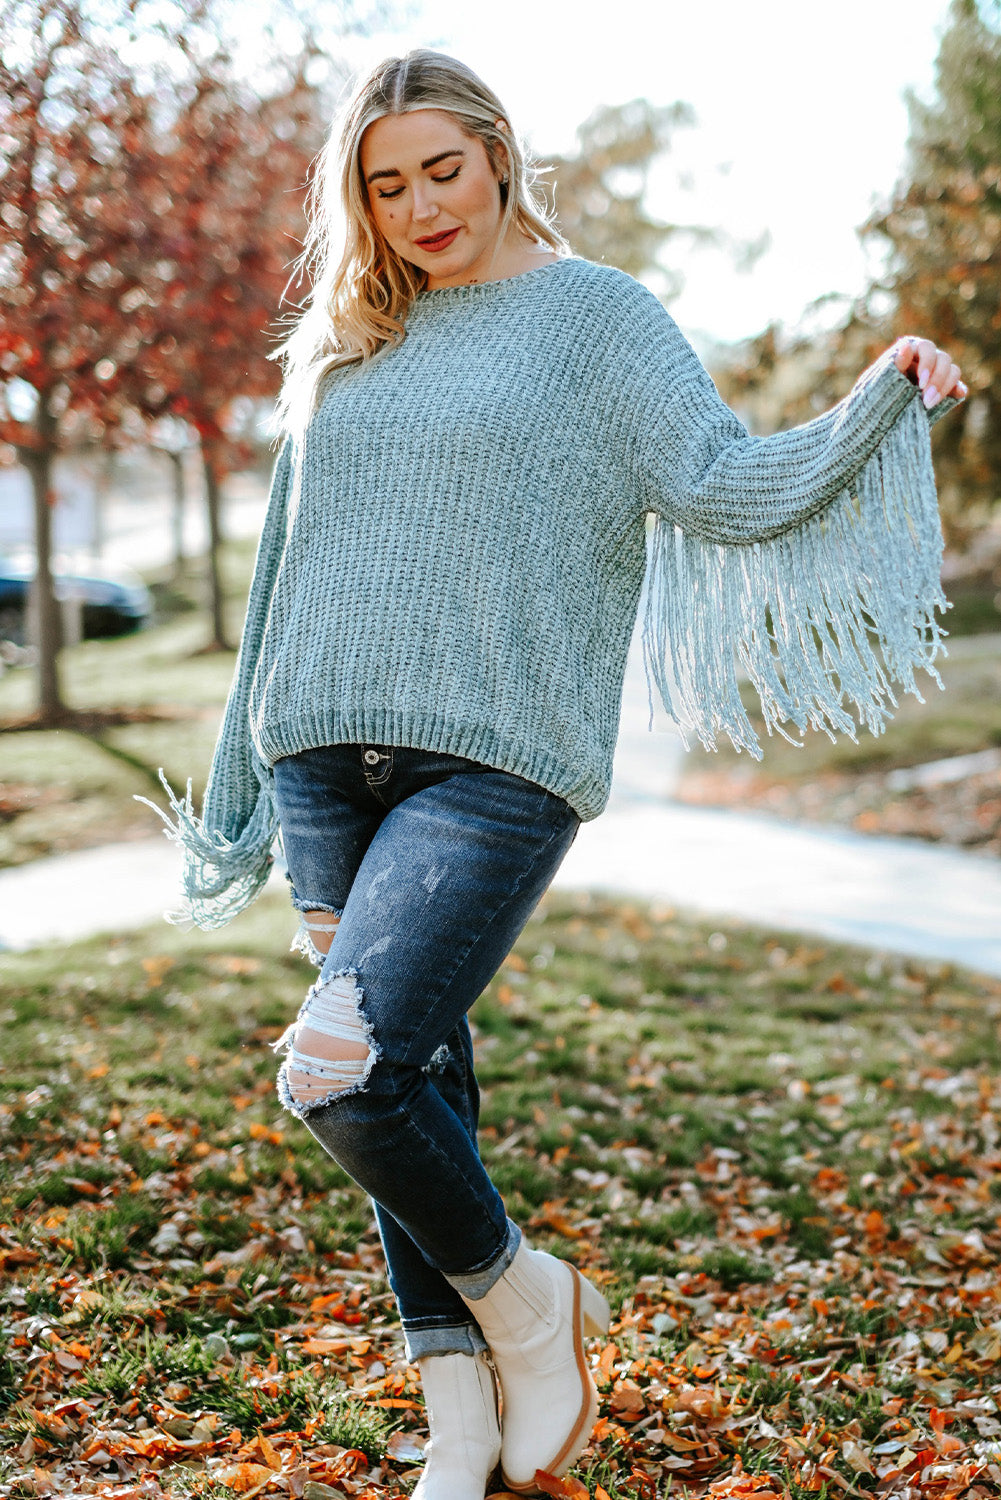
top-left (676, 759), bottom-right (1001, 859)
top-left (675, 637), bottom-right (1001, 860)
top-left (3, 892), bottom-right (1001, 1499)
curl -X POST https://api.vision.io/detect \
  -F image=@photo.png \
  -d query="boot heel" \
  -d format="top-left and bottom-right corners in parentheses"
top-left (576, 1271), bottom-right (610, 1337)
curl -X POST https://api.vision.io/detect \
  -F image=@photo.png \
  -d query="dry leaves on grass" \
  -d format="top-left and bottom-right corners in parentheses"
top-left (676, 762), bottom-right (1001, 858)
top-left (7, 1233), bottom-right (1000, 1500)
top-left (4, 900), bottom-right (1001, 1499)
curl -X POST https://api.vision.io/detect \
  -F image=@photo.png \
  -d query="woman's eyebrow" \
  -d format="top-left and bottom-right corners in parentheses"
top-left (366, 149), bottom-right (465, 184)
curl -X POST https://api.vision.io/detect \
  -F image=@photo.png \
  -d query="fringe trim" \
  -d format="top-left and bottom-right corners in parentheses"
top-left (641, 396), bottom-right (948, 757)
top-left (136, 770), bottom-right (279, 930)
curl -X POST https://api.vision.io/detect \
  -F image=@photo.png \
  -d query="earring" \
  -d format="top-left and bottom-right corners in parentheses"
top-left (500, 174), bottom-right (509, 185)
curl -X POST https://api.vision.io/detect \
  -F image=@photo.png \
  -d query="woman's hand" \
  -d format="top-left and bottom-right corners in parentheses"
top-left (889, 336), bottom-right (967, 410)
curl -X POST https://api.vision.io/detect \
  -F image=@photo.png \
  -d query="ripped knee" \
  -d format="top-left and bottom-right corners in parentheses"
top-left (273, 969), bottom-right (379, 1118)
top-left (291, 908), bottom-right (341, 967)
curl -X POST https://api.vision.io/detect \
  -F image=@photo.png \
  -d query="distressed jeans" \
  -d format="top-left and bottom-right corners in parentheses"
top-left (271, 744), bottom-right (580, 1359)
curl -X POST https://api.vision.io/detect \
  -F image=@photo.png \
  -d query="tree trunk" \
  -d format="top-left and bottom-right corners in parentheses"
top-left (201, 440), bottom-right (229, 651)
top-left (169, 448), bottom-right (186, 581)
top-left (25, 421), bottom-right (66, 719)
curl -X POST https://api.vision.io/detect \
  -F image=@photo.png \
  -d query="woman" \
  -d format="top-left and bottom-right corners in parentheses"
top-left (151, 49), bottom-right (965, 1500)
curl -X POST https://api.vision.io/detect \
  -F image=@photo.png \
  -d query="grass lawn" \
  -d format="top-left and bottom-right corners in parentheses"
top-left (2, 892), bottom-right (1001, 1498)
top-left (0, 547), bottom-right (256, 869)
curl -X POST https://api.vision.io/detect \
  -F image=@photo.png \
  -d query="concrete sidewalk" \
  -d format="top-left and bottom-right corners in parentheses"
top-left (2, 800), bottom-right (999, 978)
top-left (558, 798), bottom-right (1001, 977)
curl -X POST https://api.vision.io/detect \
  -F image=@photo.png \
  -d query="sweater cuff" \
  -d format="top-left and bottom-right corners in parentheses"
top-left (840, 355), bottom-right (925, 448)
top-left (927, 392), bottom-right (961, 429)
top-left (876, 357), bottom-right (961, 429)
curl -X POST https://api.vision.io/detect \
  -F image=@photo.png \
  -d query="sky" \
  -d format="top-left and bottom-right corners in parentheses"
top-left (333, 0), bottom-right (956, 349)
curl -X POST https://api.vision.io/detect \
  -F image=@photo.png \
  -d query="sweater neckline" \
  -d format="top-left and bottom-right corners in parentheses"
top-left (415, 255), bottom-right (573, 303)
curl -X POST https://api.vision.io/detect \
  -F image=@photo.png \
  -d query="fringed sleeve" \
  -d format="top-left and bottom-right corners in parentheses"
top-left (615, 281), bottom-right (959, 757)
top-left (138, 439), bottom-right (294, 927)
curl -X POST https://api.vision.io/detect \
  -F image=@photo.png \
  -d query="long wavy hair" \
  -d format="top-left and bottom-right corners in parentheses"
top-left (272, 50), bottom-right (569, 439)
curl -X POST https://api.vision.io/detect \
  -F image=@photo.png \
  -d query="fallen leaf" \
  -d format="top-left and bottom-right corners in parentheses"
top-left (214, 1463), bottom-right (275, 1494)
top-left (841, 1438), bottom-right (876, 1475)
top-left (241, 1433), bottom-right (283, 1470)
top-left (532, 1473), bottom-right (589, 1498)
top-left (385, 1430), bottom-right (425, 1463)
top-left (609, 1378), bottom-right (646, 1414)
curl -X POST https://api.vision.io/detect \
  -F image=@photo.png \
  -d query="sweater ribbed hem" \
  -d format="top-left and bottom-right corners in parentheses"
top-left (255, 711), bottom-right (608, 823)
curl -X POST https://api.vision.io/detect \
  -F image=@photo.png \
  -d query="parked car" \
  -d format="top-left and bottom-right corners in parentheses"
top-left (0, 553), bottom-right (153, 643)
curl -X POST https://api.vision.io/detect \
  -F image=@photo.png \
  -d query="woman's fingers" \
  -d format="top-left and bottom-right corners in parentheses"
top-left (923, 348), bottom-right (954, 408)
top-left (889, 337), bottom-right (966, 406)
top-left (891, 335), bottom-right (933, 380)
top-left (947, 363), bottom-right (967, 400)
top-left (891, 337), bottom-right (916, 377)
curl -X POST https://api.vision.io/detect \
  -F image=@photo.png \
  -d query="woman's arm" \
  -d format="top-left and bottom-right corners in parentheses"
top-left (140, 438), bottom-right (294, 928)
top-left (201, 439), bottom-right (293, 841)
top-left (626, 308), bottom-right (963, 544)
top-left (596, 273), bottom-right (965, 758)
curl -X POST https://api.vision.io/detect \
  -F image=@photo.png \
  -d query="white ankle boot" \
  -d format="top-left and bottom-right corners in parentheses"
top-left (456, 1242), bottom-right (610, 1495)
top-left (412, 1350), bottom-right (501, 1500)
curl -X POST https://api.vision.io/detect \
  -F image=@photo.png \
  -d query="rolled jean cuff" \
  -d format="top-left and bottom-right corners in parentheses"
top-left (403, 1320), bottom-right (489, 1361)
top-left (441, 1217), bottom-right (522, 1301)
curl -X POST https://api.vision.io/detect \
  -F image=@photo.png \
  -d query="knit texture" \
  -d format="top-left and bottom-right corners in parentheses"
top-left (147, 256), bottom-right (956, 927)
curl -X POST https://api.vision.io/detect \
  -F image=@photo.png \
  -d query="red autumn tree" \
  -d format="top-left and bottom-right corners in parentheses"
top-left (0, 0), bottom-right (165, 718)
top-left (123, 52), bottom-right (320, 649)
top-left (1, 0), bottom-right (333, 708)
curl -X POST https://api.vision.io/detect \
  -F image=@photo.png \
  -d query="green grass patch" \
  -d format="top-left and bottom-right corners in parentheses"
top-left (0, 539), bottom-right (259, 867)
top-left (2, 892), bottom-right (1000, 1497)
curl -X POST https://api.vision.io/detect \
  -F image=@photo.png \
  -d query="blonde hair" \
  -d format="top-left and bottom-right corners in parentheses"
top-left (272, 49), bottom-right (569, 439)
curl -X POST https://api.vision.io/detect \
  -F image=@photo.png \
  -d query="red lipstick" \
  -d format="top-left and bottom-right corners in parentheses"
top-left (414, 227), bottom-right (460, 252)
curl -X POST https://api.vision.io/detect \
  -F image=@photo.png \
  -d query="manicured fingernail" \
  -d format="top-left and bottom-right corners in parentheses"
top-left (923, 385), bottom-right (940, 408)
top-left (918, 368), bottom-right (929, 389)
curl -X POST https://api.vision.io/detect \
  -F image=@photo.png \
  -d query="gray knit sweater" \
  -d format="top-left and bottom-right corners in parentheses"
top-left (151, 255), bottom-right (955, 927)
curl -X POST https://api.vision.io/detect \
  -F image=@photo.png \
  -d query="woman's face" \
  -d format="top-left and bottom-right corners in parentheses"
top-left (359, 109), bottom-right (507, 289)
